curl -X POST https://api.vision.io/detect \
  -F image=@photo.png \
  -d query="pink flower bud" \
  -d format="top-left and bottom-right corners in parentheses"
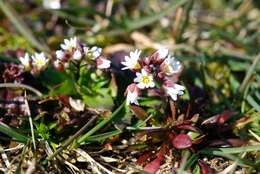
top-left (126, 83), bottom-right (140, 105)
top-left (96, 57), bottom-right (111, 69)
top-left (163, 81), bottom-right (185, 101)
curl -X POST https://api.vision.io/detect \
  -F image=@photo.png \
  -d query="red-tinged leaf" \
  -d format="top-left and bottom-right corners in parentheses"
top-left (167, 132), bottom-right (176, 142)
top-left (137, 152), bottom-right (152, 166)
top-left (217, 110), bottom-right (237, 124)
top-left (157, 144), bottom-right (169, 160)
top-left (227, 139), bottom-right (245, 147)
top-left (58, 94), bottom-right (70, 106)
top-left (144, 157), bottom-right (162, 174)
top-left (171, 134), bottom-right (192, 149)
top-left (182, 120), bottom-right (193, 125)
top-left (173, 120), bottom-right (192, 127)
top-left (209, 139), bottom-right (245, 147)
top-left (142, 145), bottom-right (169, 173)
top-left (202, 110), bottom-right (236, 125)
top-left (198, 159), bottom-right (214, 174)
top-left (175, 124), bottom-right (203, 134)
top-left (104, 143), bottom-right (113, 150)
top-left (130, 105), bottom-right (148, 120)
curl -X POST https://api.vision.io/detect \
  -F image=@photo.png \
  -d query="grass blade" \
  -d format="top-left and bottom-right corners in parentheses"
top-left (43, 115), bottom-right (98, 164)
top-left (124, 0), bottom-right (188, 31)
top-left (184, 154), bottom-right (198, 170)
top-left (0, 122), bottom-right (28, 143)
top-left (198, 152), bottom-right (253, 168)
top-left (85, 130), bottom-right (122, 142)
top-left (176, 0), bottom-right (194, 42)
top-left (247, 95), bottom-right (260, 112)
top-left (77, 101), bottom-right (126, 144)
top-left (239, 53), bottom-right (260, 93)
top-left (0, 0), bottom-right (49, 52)
top-left (200, 145), bottom-right (260, 154)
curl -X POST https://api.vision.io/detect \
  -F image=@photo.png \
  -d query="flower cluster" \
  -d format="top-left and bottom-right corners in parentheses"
top-left (53, 37), bottom-right (111, 71)
top-left (18, 37), bottom-right (111, 75)
top-left (19, 52), bottom-right (49, 74)
top-left (122, 48), bottom-right (185, 105)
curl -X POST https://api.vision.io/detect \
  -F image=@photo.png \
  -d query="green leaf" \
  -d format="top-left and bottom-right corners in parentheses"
top-left (139, 97), bottom-right (163, 107)
top-left (229, 74), bottom-right (240, 94)
top-left (82, 88), bottom-right (114, 110)
top-left (247, 95), bottom-right (260, 112)
top-left (49, 79), bottom-right (77, 96)
top-left (0, 54), bottom-right (19, 63)
top-left (44, 68), bottom-right (77, 96)
top-left (192, 164), bottom-right (200, 174)
top-left (228, 60), bottom-right (252, 72)
top-left (184, 154), bottom-right (198, 170)
top-left (35, 122), bottom-right (50, 140)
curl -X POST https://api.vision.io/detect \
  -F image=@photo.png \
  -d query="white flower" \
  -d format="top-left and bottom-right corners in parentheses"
top-left (60, 37), bottom-right (77, 51)
top-left (164, 83), bottom-right (185, 101)
top-left (83, 46), bottom-right (89, 54)
top-left (64, 62), bottom-right (69, 68)
top-left (53, 59), bottom-right (61, 69)
top-left (160, 55), bottom-right (182, 75)
top-left (96, 57), bottom-right (111, 69)
top-left (19, 53), bottom-right (30, 70)
top-left (126, 84), bottom-right (140, 105)
top-left (134, 69), bottom-right (155, 89)
top-left (121, 49), bottom-right (141, 70)
top-left (88, 46), bottom-right (102, 59)
top-left (156, 47), bottom-right (168, 60)
top-left (69, 97), bottom-right (85, 112)
top-left (31, 52), bottom-right (49, 70)
top-left (56, 50), bottom-right (65, 60)
top-left (43, 0), bottom-right (61, 9)
top-left (72, 49), bottom-right (82, 60)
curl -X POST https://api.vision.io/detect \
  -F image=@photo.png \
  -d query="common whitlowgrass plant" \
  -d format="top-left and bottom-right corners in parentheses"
top-left (18, 37), bottom-right (185, 107)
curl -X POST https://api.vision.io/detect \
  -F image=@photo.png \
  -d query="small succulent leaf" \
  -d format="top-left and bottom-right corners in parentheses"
top-left (171, 134), bottom-right (192, 149)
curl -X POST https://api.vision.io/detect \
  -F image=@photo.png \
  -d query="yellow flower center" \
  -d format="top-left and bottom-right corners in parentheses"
top-left (35, 59), bottom-right (45, 67)
top-left (165, 64), bottom-right (172, 74)
top-left (134, 63), bottom-right (141, 70)
top-left (141, 75), bottom-right (151, 84)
